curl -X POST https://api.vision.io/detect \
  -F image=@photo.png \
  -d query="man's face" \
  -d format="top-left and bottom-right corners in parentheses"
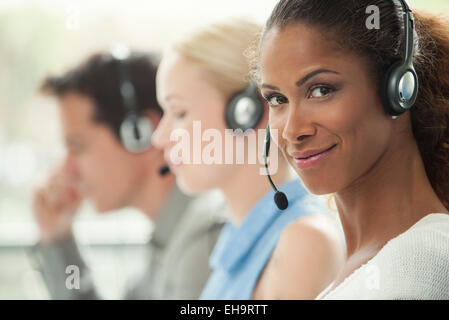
top-left (58, 92), bottom-right (148, 212)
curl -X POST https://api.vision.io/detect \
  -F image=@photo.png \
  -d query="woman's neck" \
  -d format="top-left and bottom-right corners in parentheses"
top-left (220, 161), bottom-right (291, 227)
top-left (335, 137), bottom-right (448, 259)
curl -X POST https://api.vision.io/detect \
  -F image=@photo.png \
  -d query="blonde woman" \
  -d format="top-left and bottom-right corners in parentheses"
top-left (152, 18), bottom-right (345, 299)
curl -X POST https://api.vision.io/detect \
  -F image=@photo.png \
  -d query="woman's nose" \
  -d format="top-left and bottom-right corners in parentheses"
top-left (282, 103), bottom-right (316, 143)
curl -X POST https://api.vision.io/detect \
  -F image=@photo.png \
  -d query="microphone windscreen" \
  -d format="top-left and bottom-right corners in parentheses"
top-left (159, 164), bottom-right (170, 177)
top-left (274, 191), bottom-right (288, 210)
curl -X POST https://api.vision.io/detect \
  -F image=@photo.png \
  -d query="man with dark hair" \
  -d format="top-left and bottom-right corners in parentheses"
top-left (31, 50), bottom-right (226, 299)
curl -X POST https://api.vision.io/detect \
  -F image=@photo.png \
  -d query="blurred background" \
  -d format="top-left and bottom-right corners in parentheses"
top-left (0, 0), bottom-right (448, 299)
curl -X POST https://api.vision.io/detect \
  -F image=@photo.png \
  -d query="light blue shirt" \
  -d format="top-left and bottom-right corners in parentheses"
top-left (200, 179), bottom-right (326, 300)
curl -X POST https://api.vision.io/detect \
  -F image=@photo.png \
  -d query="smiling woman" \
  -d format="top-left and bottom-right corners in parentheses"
top-left (256, 0), bottom-right (449, 299)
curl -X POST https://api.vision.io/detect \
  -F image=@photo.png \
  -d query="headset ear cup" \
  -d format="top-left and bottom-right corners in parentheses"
top-left (381, 61), bottom-right (418, 116)
top-left (120, 115), bottom-right (153, 153)
top-left (381, 61), bottom-right (403, 116)
top-left (225, 91), bottom-right (264, 131)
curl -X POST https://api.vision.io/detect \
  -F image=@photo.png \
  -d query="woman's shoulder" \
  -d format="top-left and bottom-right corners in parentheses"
top-left (410, 212), bottom-right (449, 229)
top-left (382, 213), bottom-right (449, 255)
top-left (370, 213), bottom-right (449, 299)
top-left (321, 213), bottom-right (449, 299)
top-left (378, 213), bottom-right (449, 266)
top-left (265, 213), bottom-right (345, 299)
top-left (275, 213), bottom-right (345, 275)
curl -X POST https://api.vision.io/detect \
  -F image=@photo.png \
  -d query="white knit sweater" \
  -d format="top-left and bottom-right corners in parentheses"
top-left (317, 213), bottom-right (449, 299)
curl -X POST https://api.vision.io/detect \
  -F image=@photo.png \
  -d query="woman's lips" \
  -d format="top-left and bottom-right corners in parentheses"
top-left (290, 144), bottom-right (337, 169)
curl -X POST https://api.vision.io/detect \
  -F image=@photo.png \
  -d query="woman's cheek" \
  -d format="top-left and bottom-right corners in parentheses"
top-left (176, 164), bottom-right (215, 194)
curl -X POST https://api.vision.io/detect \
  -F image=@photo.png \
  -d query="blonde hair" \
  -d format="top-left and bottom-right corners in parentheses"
top-left (172, 18), bottom-right (262, 99)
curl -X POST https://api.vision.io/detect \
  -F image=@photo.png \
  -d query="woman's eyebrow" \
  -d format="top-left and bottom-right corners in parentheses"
top-left (296, 69), bottom-right (340, 87)
top-left (261, 84), bottom-right (279, 90)
top-left (159, 94), bottom-right (186, 109)
top-left (261, 68), bottom-right (340, 91)
top-left (163, 94), bottom-right (183, 104)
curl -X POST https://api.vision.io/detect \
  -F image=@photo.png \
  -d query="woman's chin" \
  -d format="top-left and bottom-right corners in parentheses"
top-left (294, 173), bottom-right (337, 196)
top-left (176, 176), bottom-right (207, 196)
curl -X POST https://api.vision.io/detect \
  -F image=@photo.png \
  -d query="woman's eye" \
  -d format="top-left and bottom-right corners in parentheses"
top-left (308, 85), bottom-right (334, 99)
top-left (174, 111), bottom-right (186, 119)
top-left (266, 95), bottom-right (287, 107)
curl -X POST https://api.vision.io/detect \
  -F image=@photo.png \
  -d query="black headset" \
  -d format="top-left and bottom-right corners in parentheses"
top-left (225, 82), bottom-right (265, 131)
top-left (224, 82), bottom-right (289, 210)
top-left (381, 0), bottom-right (418, 116)
top-left (264, 124), bottom-right (289, 210)
top-left (264, 0), bottom-right (419, 211)
top-left (113, 51), bottom-right (154, 153)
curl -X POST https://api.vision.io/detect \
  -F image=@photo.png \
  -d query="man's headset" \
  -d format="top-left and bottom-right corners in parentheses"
top-left (113, 50), bottom-right (154, 154)
top-left (112, 48), bottom-right (170, 176)
top-left (263, 0), bottom-right (419, 211)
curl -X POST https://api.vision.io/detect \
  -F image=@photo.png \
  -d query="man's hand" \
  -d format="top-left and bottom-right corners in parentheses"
top-left (33, 168), bottom-right (82, 245)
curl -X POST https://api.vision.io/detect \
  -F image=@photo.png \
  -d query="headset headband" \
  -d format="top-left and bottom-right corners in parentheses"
top-left (397, 0), bottom-right (415, 65)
